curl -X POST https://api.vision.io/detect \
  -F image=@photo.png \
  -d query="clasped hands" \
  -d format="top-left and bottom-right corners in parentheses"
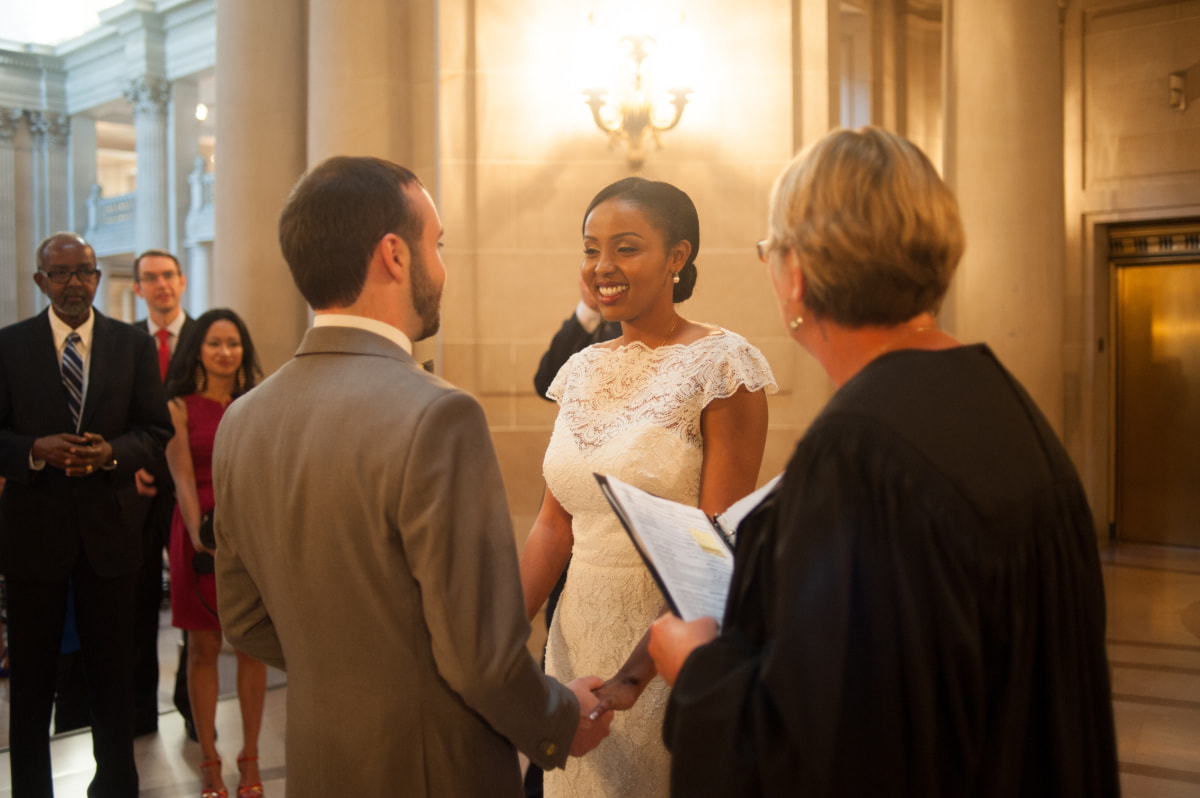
top-left (565, 676), bottom-right (613, 756)
top-left (565, 613), bottom-right (720, 758)
top-left (32, 432), bottom-right (113, 478)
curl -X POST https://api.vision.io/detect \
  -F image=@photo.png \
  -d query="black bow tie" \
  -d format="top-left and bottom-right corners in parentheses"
top-left (421, 359), bottom-right (435, 373)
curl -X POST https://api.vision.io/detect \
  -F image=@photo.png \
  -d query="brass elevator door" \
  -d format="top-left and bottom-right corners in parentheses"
top-left (1115, 260), bottom-right (1200, 546)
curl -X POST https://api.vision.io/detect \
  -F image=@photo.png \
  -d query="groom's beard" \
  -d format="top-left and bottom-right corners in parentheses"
top-left (410, 247), bottom-right (442, 342)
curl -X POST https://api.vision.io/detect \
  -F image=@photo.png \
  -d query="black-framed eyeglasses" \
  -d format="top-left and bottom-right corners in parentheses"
top-left (756, 240), bottom-right (771, 263)
top-left (39, 267), bottom-right (100, 284)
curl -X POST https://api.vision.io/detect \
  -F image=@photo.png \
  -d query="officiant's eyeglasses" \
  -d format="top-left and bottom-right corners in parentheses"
top-left (39, 267), bottom-right (100, 284)
top-left (756, 240), bottom-right (773, 263)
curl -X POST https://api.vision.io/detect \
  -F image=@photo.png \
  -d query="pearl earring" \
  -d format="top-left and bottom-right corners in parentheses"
top-left (672, 273), bottom-right (680, 284)
top-left (788, 315), bottom-right (804, 331)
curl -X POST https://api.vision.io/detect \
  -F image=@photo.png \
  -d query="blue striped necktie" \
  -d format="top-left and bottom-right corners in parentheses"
top-left (62, 332), bottom-right (84, 432)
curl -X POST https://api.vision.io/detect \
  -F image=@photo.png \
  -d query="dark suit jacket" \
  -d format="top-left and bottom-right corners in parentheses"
top-left (532, 313), bottom-right (621, 399)
top-left (0, 309), bottom-right (173, 580)
top-left (132, 315), bottom-right (195, 508)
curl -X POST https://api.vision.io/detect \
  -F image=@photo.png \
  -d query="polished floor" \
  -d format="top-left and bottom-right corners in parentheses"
top-left (0, 541), bottom-right (1197, 796)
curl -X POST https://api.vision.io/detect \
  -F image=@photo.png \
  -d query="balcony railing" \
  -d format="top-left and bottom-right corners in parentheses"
top-left (84, 185), bottom-right (135, 257)
top-left (82, 156), bottom-right (216, 256)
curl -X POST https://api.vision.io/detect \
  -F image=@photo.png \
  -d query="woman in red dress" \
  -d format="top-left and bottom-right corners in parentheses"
top-left (165, 309), bottom-right (266, 798)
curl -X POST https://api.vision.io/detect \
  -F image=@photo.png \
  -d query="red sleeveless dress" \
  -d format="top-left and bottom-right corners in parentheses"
top-left (169, 393), bottom-right (227, 631)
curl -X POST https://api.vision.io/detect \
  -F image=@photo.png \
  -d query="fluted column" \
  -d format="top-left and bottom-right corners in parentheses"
top-left (214, 0), bottom-right (308, 372)
top-left (45, 115), bottom-right (71, 237)
top-left (942, 0), bottom-right (1065, 430)
top-left (25, 112), bottom-right (49, 241)
top-left (125, 76), bottom-right (171, 253)
top-left (69, 115), bottom-right (97, 234)
top-left (0, 109), bottom-right (22, 326)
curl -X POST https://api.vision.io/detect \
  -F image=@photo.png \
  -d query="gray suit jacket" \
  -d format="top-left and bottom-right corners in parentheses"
top-left (213, 326), bottom-right (578, 797)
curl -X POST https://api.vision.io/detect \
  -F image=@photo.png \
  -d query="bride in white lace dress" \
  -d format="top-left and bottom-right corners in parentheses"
top-left (521, 178), bottom-right (777, 797)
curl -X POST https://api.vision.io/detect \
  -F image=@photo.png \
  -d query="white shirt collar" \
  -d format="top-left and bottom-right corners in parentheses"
top-left (47, 307), bottom-right (95, 356)
top-left (313, 314), bottom-right (413, 355)
top-left (149, 311), bottom-right (186, 340)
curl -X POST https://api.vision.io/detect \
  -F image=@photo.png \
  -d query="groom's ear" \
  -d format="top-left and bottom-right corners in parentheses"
top-left (377, 233), bottom-right (411, 284)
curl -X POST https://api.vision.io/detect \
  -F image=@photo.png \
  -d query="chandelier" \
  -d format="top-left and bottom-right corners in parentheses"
top-left (582, 25), bottom-right (694, 173)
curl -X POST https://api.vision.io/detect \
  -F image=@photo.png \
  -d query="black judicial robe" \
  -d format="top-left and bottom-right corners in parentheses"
top-left (663, 345), bottom-right (1119, 798)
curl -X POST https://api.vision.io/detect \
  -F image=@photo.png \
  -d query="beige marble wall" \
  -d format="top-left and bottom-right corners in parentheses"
top-left (1063, 0), bottom-right (1200, 526)
top-left (438, 0), bottom-right (808, 542)
top-left (1083, 2), bottom-right (1200, 187)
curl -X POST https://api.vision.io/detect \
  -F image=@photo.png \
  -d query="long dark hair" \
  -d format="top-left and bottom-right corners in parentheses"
top-left (165, 308), bottom-right (262, 400)
top-left (582, 177), bottom-right (701, 302)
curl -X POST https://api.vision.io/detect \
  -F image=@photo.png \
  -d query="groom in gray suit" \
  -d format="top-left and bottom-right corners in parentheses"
top-left (212, 156), bottom-right (610, 796)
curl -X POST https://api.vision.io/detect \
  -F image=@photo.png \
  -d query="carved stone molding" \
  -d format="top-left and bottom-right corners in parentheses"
top-left (45, 114), bottom-right (70, 147)
top-left (21, 110), bottom-right (69, 146)
top-left (124, 76), bottom-right (171, 116)
top-left (25, 110), bottom-right (48, 137)
top-left (0, 108), bottom-right (24, 142)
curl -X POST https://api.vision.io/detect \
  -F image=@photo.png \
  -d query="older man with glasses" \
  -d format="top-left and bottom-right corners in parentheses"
top-left (0, 232), bottom-right (172, 797)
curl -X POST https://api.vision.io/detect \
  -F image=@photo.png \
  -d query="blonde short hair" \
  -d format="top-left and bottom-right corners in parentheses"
top-left (767, 127), bottom-right (964, 327)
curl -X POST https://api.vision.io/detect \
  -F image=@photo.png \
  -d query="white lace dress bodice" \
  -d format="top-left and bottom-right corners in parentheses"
top-left (543, 328), bottom-right (776, 798)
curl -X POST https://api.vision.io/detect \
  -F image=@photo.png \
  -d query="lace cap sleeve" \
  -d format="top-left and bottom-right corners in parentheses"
top-left (546, 349), bottom-right (585, 402)
top-left (696, 330), bottom-right (779, 406)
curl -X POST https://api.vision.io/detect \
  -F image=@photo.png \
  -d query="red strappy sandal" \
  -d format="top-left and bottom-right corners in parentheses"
top-left (199, 759), bottom-right (228, 798)
top-left (237, 753), bottom-right (264, 798)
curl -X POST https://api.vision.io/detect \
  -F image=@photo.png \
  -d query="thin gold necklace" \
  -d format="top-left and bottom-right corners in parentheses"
top-left (660, 315), bottom-right (681, 348)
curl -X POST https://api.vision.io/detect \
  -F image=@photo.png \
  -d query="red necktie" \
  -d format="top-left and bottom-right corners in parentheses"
top-left (155, 329), bottom-right (170, 381)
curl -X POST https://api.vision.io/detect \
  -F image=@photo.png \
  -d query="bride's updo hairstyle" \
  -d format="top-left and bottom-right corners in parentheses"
top-left (583, 177), bottom-right (701, 303)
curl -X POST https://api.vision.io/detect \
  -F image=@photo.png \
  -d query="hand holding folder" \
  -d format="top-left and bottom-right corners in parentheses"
top-left (594, 473), bottom-right (781, 624)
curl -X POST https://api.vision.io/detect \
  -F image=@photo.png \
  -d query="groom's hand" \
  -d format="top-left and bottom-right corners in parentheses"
top-left (566, 675), bottom-right (612, 756)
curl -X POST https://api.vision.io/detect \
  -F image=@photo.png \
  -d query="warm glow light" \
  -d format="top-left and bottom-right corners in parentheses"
top-left (577, 7), bottom-right (698, 172)
top-left (195, 103), bottom-right (208, 121)
top-left (653, 18), bottom-right (700, 90)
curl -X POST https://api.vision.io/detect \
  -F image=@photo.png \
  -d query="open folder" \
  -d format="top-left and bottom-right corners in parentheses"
top-left (594, 473), bottom-right (781, 624)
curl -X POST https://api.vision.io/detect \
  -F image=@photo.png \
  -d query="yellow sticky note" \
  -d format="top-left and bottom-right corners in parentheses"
top-left (689, 528), bottom-right (728, 557)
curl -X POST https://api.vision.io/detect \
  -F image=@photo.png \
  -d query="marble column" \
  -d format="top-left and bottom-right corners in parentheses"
top-left (0, 108), bottom-right (23, 326)
top-left (69, 115), bottom-right (97, 235)
top-left (307, 0), bottom-right (439, 365)
top-left (43, 114), bottom-right (71, 236)
top-left (169, 78), bottom-right (200, 258)
top-left (214, 0), bottom-right (308, 373)
top-left (307, 0), bottom-right (437, 171)
top-left (125, 76), bottom-right (171, 253)
top-left (25, 111), bottom-right (49, 241)
top-left (186, 241), bottom-right (211, 317)
top-left (185, 156), bottom-right (211, 312)
top-left (870, 0), bottom-right (907, 132)
top-left (942, 0), bottom-right (1065, 430)
top-left (793, 0), bottom-right (841, 148)
top-left (9, 113), bottom-right (40, 319)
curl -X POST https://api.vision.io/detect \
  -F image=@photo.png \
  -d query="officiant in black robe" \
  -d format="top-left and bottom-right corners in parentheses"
top-left (648, 127), bottom-right (1119, 798)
